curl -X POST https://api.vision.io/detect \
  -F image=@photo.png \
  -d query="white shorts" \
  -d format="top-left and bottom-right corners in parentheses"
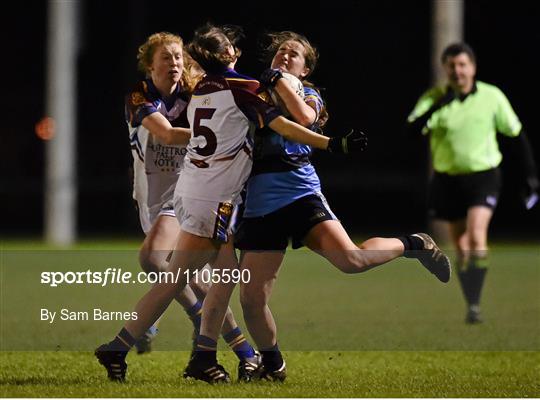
top-left (136, 174), bottom-right (178, 235)
top-left (174, 196), bottom-right (238, 242)
top-left (137, 201), bottom-right (176, 235)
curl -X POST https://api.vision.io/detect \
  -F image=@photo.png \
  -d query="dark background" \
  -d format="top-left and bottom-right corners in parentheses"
top-left (2, 0), bottom-right (539, 239)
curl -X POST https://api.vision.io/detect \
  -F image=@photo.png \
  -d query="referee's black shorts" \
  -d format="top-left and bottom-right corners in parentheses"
top-left (428, 168), bottom-right (501, 221)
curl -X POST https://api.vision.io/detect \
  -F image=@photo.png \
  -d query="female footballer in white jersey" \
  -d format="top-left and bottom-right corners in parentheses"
top-left (122, 32), bottom-right (259, 369)
top-left (96, 23), bottom-right (366, 383)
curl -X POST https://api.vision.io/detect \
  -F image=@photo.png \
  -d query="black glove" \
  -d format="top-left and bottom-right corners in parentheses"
top-left (327, 129), bottom-right (368, 154)
top-left (259, 68), bottom-right (283, 88)
top-left (522, 176), bottom-right (539, 210)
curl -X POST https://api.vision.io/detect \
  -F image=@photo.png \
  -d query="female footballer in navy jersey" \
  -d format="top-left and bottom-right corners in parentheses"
top-left (187, 31), bottom-right (452, 383)
top-left (96, 24), bottom-right (362, 383)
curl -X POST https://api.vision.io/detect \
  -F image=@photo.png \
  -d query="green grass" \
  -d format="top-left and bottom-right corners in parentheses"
top-left (1, 351), bottom-right (538, 397)
top-left (1, 240), bottom-right (539, 397)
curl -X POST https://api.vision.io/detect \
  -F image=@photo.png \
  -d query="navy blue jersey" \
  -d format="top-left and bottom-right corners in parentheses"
top-left (124, 78), bottom-right (190, 233)
top-left (244, 86), bottom-right (325, 217)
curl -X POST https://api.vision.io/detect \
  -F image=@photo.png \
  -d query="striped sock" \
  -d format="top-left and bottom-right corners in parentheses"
top-left (109, 327), bottom-right (136, 353)
top-left (223, 327), bottom-right (256, 360)
top-left (186, 301), bottom-right (202, 333)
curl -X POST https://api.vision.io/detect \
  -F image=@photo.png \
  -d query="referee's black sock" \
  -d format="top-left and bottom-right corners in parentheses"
top-left (457, 270), bottom-right (474, 305)
top-left (260, 343), bottom-right (284, 372)
top-left (456, 257), bottom-right (475, 305)
top-left (467, 256), bottom-right (488, 307)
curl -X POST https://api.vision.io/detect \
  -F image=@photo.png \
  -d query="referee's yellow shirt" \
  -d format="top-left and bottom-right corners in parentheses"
top-left (408, 81), bottom-right (522, 175)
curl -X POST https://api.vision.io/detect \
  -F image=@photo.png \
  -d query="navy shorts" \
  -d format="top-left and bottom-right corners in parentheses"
top-left (428, 168), bottom-right (501, 221)
top-left (235, 193), bottom-right (337, 251)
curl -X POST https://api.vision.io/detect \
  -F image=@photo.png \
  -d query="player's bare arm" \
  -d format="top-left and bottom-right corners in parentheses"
top-left (142, 112), bottom-right (191, 145)
top-left (260, 68), bottom-right (316, 127)
top-left (268, 116), bottom-right (328, 149)
top-left (273, 79), bottom-right (316, 126)
top-left (269, 117), bottom-right (367, 154)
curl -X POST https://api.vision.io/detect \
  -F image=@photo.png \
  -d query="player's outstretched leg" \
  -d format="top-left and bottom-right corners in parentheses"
top-left (304, 221), bottom-right (451, 282)
top-left (406, 233), bottom-right (452, 283)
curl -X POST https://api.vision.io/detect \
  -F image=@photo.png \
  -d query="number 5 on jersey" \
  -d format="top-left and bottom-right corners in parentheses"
top-left (192, 108), bottom-right (217, 156)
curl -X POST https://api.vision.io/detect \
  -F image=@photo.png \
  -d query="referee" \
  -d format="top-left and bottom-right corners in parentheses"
top-left (407, 43), bottom-right (538, 324)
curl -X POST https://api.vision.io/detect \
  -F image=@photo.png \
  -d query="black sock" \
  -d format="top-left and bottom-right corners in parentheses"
top-left (186, 301), bottom-right (202, 333)
top-left (108, 327), bottom-right (136, 354)
top-left (260, 343), bottom-right (284, 372)
top-left (457, 270), bottom-right (474, 305)
top-left (192, 335), bottom-right (217, 368)
top-left (398, 235), bottom-right (425, 258)
top-left (468, 257), bottom-right (488, 306)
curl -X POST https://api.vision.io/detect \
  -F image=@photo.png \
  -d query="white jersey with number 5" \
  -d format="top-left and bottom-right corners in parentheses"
top-left (174, 69), bottom-right (281, 204)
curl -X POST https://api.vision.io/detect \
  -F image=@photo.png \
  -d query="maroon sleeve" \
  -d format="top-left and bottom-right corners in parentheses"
top-left (228, 79), bottom-right (282, 128)
top-left (125, 81), bottom-right (157, 127)
top-left (171, 93), bottom-right (190, 128)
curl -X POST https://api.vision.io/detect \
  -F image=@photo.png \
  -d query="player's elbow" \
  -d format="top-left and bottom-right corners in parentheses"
top-left (296, 114), bottom-right (315, 127)
top-left (161, 133), bottom-right (176, 145)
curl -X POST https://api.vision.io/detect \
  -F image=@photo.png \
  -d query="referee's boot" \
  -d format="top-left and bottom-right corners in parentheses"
top-left (412, 233), bottom-right (452, 283)
top-left (465, 304), bottom-right (483, 324)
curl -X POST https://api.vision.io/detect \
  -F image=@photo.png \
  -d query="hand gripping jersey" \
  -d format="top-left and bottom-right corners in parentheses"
top-left (125, 79), bottom-right (190, 233)
top-left (175, 69), bottom-right (281, 205)
top-left (244, 86), bottom-right (325, 217)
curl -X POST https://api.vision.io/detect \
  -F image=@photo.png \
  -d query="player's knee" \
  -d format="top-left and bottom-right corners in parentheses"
top-left (467, 233), bottom-right (487, 252)
top-left (140, 245), bottom-right (172, 273)
top-left (338, 249), bottom-right (371, 273)
top-left (139, 248), bottom-right (159, 274)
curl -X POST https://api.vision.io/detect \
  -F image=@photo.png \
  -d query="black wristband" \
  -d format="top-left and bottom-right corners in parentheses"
top-left (327, 136), bottom-right (345, 153)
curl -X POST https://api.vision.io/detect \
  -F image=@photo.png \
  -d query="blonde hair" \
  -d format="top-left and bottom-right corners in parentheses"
top-left (182, 52), bottom-right (205, 93)
top-left (137, 32), bottom-right (183, 75)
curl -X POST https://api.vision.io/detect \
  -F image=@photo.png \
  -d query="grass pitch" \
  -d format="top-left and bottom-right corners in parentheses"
top-left (1, 351), bottom-right (538, 397)
top-left (1, 240), bottom-right (539, 397)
